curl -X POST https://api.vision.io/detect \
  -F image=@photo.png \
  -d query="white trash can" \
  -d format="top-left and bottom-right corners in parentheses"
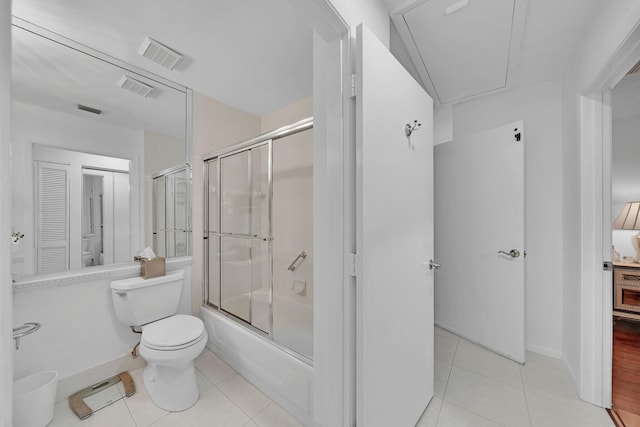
top-left (13, 370), bottom-right (58, 427)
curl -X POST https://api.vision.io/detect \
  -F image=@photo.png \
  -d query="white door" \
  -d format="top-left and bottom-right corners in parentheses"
top-left (36, 161), bottom-right (70, 273)
top-left (434, 121), bottom-right (525, 363)
top-left (355, 24), bottom-right (435, 427)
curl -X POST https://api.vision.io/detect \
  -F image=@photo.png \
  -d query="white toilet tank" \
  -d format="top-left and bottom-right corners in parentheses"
top-left (111, 270), bottom-right (184, 327)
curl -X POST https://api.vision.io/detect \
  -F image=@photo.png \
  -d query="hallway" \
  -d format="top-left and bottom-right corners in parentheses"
top-left (418, 327), bottom-right (614, 426)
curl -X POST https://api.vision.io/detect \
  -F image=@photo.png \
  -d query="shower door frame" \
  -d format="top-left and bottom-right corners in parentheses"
top-left (202, 118), bottom-right (313, 349)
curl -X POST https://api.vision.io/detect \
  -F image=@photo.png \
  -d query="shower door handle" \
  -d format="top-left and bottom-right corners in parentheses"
top-left (288, 251), bottom-right (307, 271)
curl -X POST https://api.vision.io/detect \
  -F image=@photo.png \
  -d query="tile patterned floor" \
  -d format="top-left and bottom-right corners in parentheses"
top-left (49, 349), bottom-right (303, 427)
top-left (417, 327), bottom-right (615, 427)
top-left (49, 330), bottom-right (615, 427)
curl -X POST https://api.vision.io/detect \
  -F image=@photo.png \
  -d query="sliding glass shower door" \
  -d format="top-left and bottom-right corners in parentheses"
top-left (205, 120), bottom-right (313, 359)
top-left (208, 143), bottom-right (271, 333)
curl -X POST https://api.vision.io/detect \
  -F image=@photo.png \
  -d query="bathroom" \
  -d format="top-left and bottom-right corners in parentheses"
top-left (7, 1), bottom-right (640, 427)
top-left (8, 0), bottom-right (336, 425)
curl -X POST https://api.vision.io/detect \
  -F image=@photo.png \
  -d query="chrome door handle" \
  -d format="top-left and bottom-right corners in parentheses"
top-left (424, 259), bottom-right (441, 270)
top-left (498, 249), bottom-right (520, 258)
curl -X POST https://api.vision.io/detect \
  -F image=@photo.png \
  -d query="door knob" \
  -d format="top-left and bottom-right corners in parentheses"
top-left (423, 259), bottom-right (441, 270)
top-left (498, 249), bottom-right (520, 258)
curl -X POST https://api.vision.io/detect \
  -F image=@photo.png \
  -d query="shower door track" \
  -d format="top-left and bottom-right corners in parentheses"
top-left (202, 117), bottom-right (313, 162)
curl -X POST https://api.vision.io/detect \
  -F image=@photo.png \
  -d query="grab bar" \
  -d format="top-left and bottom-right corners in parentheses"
top-left (288, 251), bottom-right (307, 272)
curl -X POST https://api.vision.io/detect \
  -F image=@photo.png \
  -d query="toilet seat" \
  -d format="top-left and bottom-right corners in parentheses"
top-left (142, 314), bottom-right (205, 351)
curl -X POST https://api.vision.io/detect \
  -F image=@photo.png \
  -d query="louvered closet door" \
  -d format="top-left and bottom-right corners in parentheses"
top-left (36, 161), bottom-right (70, 273)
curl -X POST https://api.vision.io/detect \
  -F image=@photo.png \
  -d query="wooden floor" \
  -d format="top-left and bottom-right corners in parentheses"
top-left (611, 318), bottom-right (640, 426)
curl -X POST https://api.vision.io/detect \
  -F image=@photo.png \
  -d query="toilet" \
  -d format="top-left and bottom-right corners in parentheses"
top-left (110, 270), bottom-right (208, 411)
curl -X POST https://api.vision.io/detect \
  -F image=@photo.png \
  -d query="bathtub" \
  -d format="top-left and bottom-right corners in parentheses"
top-left (200, 304), bottom-right (314, 425)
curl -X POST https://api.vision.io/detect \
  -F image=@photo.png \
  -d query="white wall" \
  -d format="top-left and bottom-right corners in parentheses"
top-left (13, 265), bottom-right (192, 382)
top-left (11, 102), bottom-right (144, 276)
top-left (390, 21), bottom-right (423, 86)
top-left (451, 80), bottom-right (564, 357)
top-left (144, 130), bottom-right (184, 175)
top-left (1, 0), bottom-right (12, 423)
top-left (261, 96), bottom-right (312, 132)
top-left (328, 0), bottom-right (390, 46)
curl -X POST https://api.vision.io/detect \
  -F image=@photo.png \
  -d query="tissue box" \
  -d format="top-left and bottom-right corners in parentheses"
top-left (140, 257), bottom-right (165, 279)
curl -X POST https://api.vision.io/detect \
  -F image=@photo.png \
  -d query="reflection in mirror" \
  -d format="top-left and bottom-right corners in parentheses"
top-left (11, 22), bottom-right (190, 279)
top-left (33, 145), bottom-right (131, 274)
top-left (82, 173), bottom-right (103, 266)
top-left (152, 166), bottom-right (190, 259)
top-left (81, 167), bottom-right (131, 269)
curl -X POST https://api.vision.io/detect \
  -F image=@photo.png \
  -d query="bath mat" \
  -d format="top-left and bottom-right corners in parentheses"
top-left (69, 371), bottom-right (135, 420)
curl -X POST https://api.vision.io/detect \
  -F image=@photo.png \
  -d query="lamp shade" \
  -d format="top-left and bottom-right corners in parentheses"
top-left (613, 201), bottom-right (640, 230)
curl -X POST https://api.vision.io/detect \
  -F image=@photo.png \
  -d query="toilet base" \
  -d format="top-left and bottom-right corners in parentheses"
top-left (142, 361), bottom-right (199, 412)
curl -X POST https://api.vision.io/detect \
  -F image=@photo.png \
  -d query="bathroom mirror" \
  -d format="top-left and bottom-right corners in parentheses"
top-left (11, 21), bottom-right (190, 278)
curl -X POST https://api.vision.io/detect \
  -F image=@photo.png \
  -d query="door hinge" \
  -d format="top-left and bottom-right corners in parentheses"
top-left (350, 74), bottom-right (356, 98)
top-left (603, 261), bottom-right (613, 271)
top-left (345, 252), bottom-right (358, 277)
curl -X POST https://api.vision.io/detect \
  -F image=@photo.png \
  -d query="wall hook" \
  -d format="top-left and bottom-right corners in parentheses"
top-left (405, 120), bottom-right (421, 151)
top-left (405, 120), bottom-right (421, 138)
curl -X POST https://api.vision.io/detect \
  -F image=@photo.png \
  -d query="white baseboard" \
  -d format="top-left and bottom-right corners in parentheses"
top-left (526, 343), bottom-right (562, 359)
top-left (55, 353), bottom-right (145, 403)
top-left (562, 353), bottom-right (578, 389)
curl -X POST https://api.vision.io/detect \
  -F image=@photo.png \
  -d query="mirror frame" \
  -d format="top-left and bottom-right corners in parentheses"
top-left (12, 18), bottom-right (193, 288)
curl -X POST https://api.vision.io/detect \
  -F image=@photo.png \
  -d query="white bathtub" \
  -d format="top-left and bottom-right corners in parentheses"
top-left (200, 305), bottom-right (313, 425)
top-left (218, 290), bottom-right (313, 359)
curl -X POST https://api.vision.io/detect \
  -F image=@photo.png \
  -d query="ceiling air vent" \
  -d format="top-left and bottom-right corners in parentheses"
top-left (138, 37), bottom-right (182, 70)
top-left (118, 75), bottom-right (154, 97)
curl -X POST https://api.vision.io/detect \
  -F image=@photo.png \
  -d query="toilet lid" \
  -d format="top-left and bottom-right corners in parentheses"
top-left (142, 314), bottom-right (205, 349)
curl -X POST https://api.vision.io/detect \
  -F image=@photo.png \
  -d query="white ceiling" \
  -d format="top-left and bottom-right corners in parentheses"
top-left (399, 0), bottom-right (518, 103)
top-left (386, 0), bottom-right (600, 104)
top-left (12, 0), bottom-right (314, 119)
top-left (12, 0), bottom-right (603, 133)
top-left (13, 24), bottom-right (187, 139)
